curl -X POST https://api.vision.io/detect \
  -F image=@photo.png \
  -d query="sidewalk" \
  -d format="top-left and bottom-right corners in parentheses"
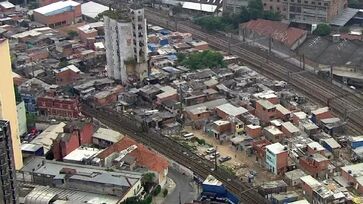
top-left (152, 177), bottom-right (176, 204)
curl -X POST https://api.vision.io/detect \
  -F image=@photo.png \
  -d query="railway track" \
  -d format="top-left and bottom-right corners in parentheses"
top-left (82, 105), bottom-right (267, 204)
top-left (144, 9), bottom-right (363, 135)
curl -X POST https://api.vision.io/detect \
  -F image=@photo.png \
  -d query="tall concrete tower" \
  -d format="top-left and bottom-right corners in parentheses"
top-left (0, 39), bottom-right (23, 170)
top-left (104, 7), bottom-right (148, 84)
top-left (0, 120), bottom-right (18, 204)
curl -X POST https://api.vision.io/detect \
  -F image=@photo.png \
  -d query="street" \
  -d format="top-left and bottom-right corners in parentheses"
top-left (164, 168), bottom-right (199, 204)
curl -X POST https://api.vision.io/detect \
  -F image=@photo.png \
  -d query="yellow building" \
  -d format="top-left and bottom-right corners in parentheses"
top-left (0, 39), bottom-right (23, 169)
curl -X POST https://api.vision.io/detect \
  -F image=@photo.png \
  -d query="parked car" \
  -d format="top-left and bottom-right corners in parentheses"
top-left (206, 147), bottom-right (216, 154)
top-left (209, 152), bottom-right (220, 160)
top-left (218, 156), bottom-right (231, 163)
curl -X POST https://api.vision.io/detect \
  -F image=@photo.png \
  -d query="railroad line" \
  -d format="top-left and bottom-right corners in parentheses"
top-left (82, 105), bottom-right (267, 204)
top-left (144, 9), bottom-right (363, 135)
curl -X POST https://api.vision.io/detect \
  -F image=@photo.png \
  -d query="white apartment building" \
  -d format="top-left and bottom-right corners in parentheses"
top-left (104, 8), bottom-right (148, 84)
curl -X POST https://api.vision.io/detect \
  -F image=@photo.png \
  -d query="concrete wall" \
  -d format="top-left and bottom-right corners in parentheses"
top-left (16, 101), bottom-right (27, 137)
top-left (0, 39), bottom-right (23, 169)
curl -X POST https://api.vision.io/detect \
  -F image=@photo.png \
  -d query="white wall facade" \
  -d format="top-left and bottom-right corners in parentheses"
top-left (104, 8), bottom-right (148, 84)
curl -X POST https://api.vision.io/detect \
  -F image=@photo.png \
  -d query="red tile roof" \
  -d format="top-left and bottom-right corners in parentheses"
top-left (241, 19), bottom-right (307, 48)
top-left (97, 136), bottom-right (168, 173)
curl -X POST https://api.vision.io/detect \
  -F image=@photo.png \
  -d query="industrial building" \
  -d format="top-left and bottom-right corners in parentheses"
top-left (0, 120), bottom-right (18, 204)
top-left (104, 8), bottom-right (148, 83)
top-left (33, 0), bottom-right (81, 28)
top-left (0, 39), bottom-right (23, 169)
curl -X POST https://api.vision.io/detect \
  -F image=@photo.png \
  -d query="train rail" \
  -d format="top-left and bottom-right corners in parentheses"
top-left (82, 105), bottom-right (267, 204)
top-left (144, 9), bottom-right (363, 135)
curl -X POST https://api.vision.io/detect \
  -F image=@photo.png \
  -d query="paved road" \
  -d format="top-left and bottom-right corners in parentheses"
top-left (164, 168), bottom-right (199, 204)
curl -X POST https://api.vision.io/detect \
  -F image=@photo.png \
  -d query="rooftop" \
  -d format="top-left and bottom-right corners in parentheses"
top-left (24, 185), bottom-right (121, 204)
top-left (30, 122), bottom-right (66, 154)
top-left (321, 138), bottom-right (341, 149)
top-left (257, 99), bottom-right (275, 110)
top-left (0, 1), bottom-right (15, 9)
top-left (21, 157), bottom-right (142, 188)
top-left (264, 126), bottom-right (283, 135)
top-left (216, 103), bottom-right (248, 117)
top-left (307, 141), bottom-right (325, 151)
top-left (203, 175), bottom-right (223, 186)
top-left (63, 147), bottom-right (101, 162)
top-left (97, 136), bottom-right (168, 173)
top-left (311, 107), bottom-right (330, 115)
top-left (78, 22), bottom-right (104, 33)
top-left (281, 122), bottom-right (299, 133)
top-left (184, 98), bottom-right (228, 113)
top-left (275, 104), bottom-right (291, 115)
top-left (54, 64), bottom-right (80, 74)
top-left (300, 175), bottom-right (321, 188)
top-left (285, 169), bottom-right (306, 179)
top-left (34, 0), bottom-right (80, 16)
top-left (241, 19), bottom-right (307, 48)
top-left (341, 163), bottom-right (363, 178)
top-left (93, 127), bottom-right (124, 143)
top-left (81, 1), bottom-right (108, 19)
top-left (266, 142), bottom-right (286, 154)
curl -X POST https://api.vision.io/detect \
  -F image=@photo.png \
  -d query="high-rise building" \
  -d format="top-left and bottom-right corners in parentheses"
top-left (104, 7), bottom-right (148, 84)
top-left (281, 0), bottom-right (347, 24)
top-left (0, 39), bottom-right (23, 170)
top-left (262, 0), bottom-right (347, 24)
top-left (0, 120), bottom-right (18, 204)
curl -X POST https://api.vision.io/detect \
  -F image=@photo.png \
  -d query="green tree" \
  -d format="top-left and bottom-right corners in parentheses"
top-left (194, 16), bottom-right (226, 31)
top-left (313, 24), bottom-right (331, 36)
top-left (26, 112), bottom-right (37, 128)
top-left (142, 173), bottom-right (155, 184)
top-left (153, 185), bottom-right (161, 196)
top-left (163, 189), bottom-right (168, 197)
top-left (67, 30), bottom-right (78, 39)
top-left (14, 85), bottom-right (22, 103)
top-left (179, 50), bottom-right (226, 70)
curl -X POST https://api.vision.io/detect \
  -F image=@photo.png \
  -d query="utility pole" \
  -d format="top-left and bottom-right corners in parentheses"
top-left (228, 33), bottom-right (232, 55)
top-left (179, 192), bottom-right (182, 204)
top-left (302, 54), bottom-right (305, 70)
top-left (214, 146), bottom-right (218, 171)
top-left (330, 64), bottom-right (334, 83)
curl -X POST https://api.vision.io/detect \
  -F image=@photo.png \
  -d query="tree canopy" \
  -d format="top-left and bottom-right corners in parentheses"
top-left (178, 50), bottom-right (226, 70)
top-left (194, 0), bottom-right (281, 31)
top-left (313, 24), bottom-right (331, 36)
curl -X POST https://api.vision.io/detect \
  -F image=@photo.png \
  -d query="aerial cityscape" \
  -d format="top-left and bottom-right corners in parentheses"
top-left (0, 0), bottom-right (363, 203)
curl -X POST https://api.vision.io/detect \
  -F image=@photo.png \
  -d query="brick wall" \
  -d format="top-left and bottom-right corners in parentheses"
top-left (255, 102), bottom-right (276, 123)
top-left (34, 4), bottom-right (81, 27)
top-left (56, 69), bottom-right (80, 86)
top-left (37, 96), bottom-right (80, 119)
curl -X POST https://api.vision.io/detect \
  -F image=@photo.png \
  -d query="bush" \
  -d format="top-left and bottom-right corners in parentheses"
top-left (144, 195), bottom-right (152, 204)
top-left (313, 24), bottom-right (331, 36)
top-left (153, 185), bottom-right (161, 196)
top-left (67, 30), bottom-right (78, 39)
top-left (163, 189), bottom-right (168, 197)
top-left (178, 50), bottom-right (226, 70)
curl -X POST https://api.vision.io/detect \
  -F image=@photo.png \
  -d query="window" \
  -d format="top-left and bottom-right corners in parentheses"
top-left (311, 1), bottom-right (315, 4)
top-left (324, 2), bottom-right (328, 6)
top-left (270, 6), bottom-right (273, 9)
top-left (318, 2), bottom-right (321, 5)
top-left (277, 7), bottom-right (280, 10)
top-left (264, 3), bottom-right (267, 6)
top-left (304, 1), bottom-right (308, 3)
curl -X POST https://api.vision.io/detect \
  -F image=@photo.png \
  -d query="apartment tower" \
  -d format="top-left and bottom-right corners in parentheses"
top-left (0, 39), bottom-right (23, 170)
top-left (0, 120), bottom-right (18, 204)
top-left (104, 7), bottom-right (148, 84)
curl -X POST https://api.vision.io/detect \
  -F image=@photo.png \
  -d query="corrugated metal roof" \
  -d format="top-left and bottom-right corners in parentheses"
top-left (34, 0), bottom-right (80, 16)
top-left (81, 1), bottom-right (108, 19)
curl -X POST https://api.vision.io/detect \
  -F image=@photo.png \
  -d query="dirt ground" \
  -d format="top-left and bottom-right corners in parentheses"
top-left (183, 126), bottom-right (279, 185)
